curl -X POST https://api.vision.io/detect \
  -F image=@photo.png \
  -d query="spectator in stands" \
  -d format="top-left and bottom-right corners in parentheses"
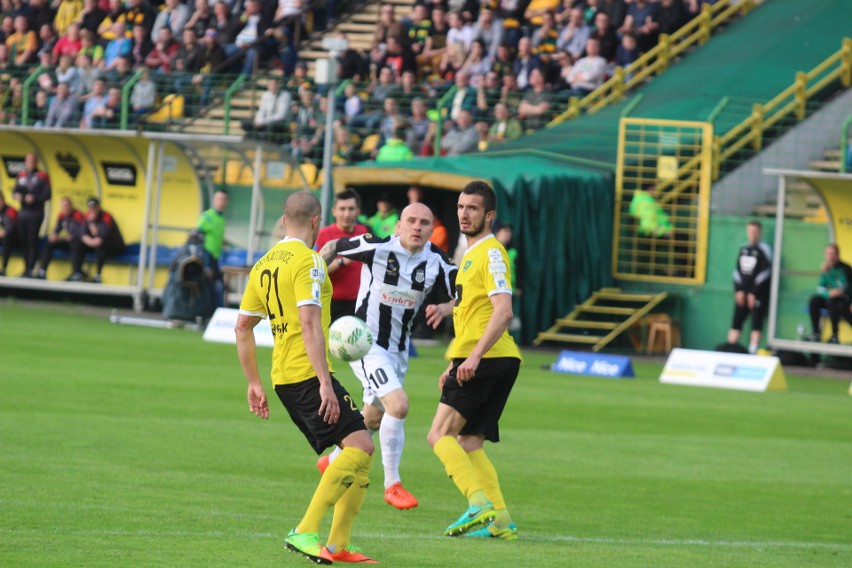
top-left (185, 0), bottom-right (216, 38)
top-left (233, 0), bottom-right (268, 75)
top-left (377, 97), bottom-right (403, 147)
top-left (375, 122), bottom-right (414, 163)
top-left (28, 0), bottom-right (56, 33)
top-left (151, 0), bottom-right (189, 40)
top-left (460, 39), bottom-right (491, 87)
top-left (475, 69), bottom-right (503, 118)
top-left (727, 220), bottom-right (772, 354)
top-left (241, 77), bottom-right (291, 141)
top-left (75, 0), bottom-right (106, 36)
top-left (78, 28), bottom-right (103, 65)
top-left (75, 52), bottom-right (99, 94)
top-left (341, 81), bottom-right (363, 123)
top-left (45, 81), bottom-right (78, 127)
top-left (807, 243), bottom-right (852, 344)
top-left (7, 15), bottom-right (37, 66)
top-left (472, 7), bottom-right (502, 62)
top-left (55, 53), bottom-right (81, 93)
top-left (144, 26), bottom-right (179, 72)
top-left (371, 3), bottom-right (397, 61)
top-left (437, 41), bottom-right (465, 80)
top-left (512, 36), bottom-right (540, 91)
top-left (440, 108), bottom-right (479, 155)
top-left (599, 0), bottom-right (628, 29)
top-left (552, 50), bottom-right (575, 92)
top-left (370, 65), bottom-right (398, 106)
top-left (591, 10), bottom-right (618, 62)
top-left (129, 22), bottom-right (152, 68)
top-left (615, 32), bottom-right (639, 70)
top-left (337, 33), bottom-right (368, 80)
top-left (172, 28), bottom-right (205, 110)
top-left (101, 21), bottom-right (131, 70)
top-left (566, 37), bottom-right (607, 97)
top-left (79, 196), bottom-right (125, 283)
top-left (517, 67), bottom-right (551, 130)
top-left (32, 91), bottom-right (52, 127)
top-left (80, 77), bottom-right (107, 128)
top-left (525, 0), bottom-right (560, 27)
top-left (408, 3), bottom-right (432, 60)
top-left (123, 0), bottom-right (156, 38)
top-left (192, 28), bottom-right (227, 105)
top-left (54, 0), bottom-right (82, 37)
top-left (97, 0), bottom-right (125, 40)
top-left (532, 10), bottom-right (559, 63)
top-left (619, 0), bottom-right (659, 52)
top-left (490, 41), bottom-right (514, 78)
top-left (656, 0), bottom-right (686, 36)
top-left (331, 125), bottom-right (358, 164)
top-left (291, 90), bottom-right (324, 161)
top-left (379, 35), bottom-right (416, 77)
top-left (396, 70), bottom-right (422, 109)
top-left (12, 152), bottom-right (51, 278)
top-left (37, 22), bottom-right (57, 62)
top-left (52, 22), bottom-right (82, 63)
top-left (36, 195), bottom-right (85, 280)
top-left (130, 67), bottom-right (156, 115)
top-left (211, 0), bottom-right (239, 61)
top-left (405, 96), bottom-right (430, 151)
top-left (0, 17), bottom-right (13, 46)
top-left (448, 69), bottom-right (476, 121)
top-left (487, 101), bottom-right (522, 143)
top-left (420, 5), bottom-right (447, 73)
top-left (557, 6), bottom-right (592, 61)
top-left (90, 85), bottom-right (121, 129)
top-left (0, 191), bottom-right (17, 276)
top-left (446, 9), bottom-right (473, 53)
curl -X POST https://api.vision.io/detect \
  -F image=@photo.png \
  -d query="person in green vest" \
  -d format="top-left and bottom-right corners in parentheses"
top-left (196, 188), bottom-right (229, 305)
top-left (807, 243), bottom-right (852, 343)
top-left (629, 186), bottom-right (673, 237)
top-left (366, 193), bottom-right (399, 239)
top-left (375, 122), bottom-right (414, 163)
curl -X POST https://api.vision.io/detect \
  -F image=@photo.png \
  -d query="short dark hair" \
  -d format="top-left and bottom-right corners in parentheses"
top-left (462, 180), bottom-right (496, 213)
top-left (336, 188), bottom-right (362, 209)
top-left (214, 188), bottom-right (229, 196)
top-left (747, 220), bottom-right (761, 230)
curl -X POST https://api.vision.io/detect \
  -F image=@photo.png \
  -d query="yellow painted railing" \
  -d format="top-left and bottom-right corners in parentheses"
top-left (549, 0), bottom-right (755, 127)
top-left (714, 37), bottom-right (852, 179)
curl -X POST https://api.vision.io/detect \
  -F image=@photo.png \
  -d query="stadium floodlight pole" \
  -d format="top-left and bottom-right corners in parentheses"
top-left (317, 37), bottom-right (348, 225)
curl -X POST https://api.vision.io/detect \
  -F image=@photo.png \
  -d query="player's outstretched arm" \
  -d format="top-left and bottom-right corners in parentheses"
top-left (318, 239), bottom-right (338, 265)
top-left (235, 314), bottom-right (269, 419)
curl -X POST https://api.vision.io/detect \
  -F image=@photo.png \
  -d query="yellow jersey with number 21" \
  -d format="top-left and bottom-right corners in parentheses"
top-left (239, 237), bottom-right (334, 385)
top-left (448, 234), bottom-right (521, 360)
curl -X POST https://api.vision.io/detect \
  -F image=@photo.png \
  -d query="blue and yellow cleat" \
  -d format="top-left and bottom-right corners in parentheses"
top-left (443, 502), bottom-right (495, 536)
top-left (464, 521), bottom-right (519, 540)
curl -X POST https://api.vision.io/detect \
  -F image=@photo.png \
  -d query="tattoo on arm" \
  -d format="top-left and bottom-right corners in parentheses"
top-left (319, 240), bottom-right (338, 265)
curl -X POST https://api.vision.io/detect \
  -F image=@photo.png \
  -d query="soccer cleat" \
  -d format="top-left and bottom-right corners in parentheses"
top-left (316, 454), bottom-right (330, 474)
top-left (384, 482), bottom-right (418, 510)
top-left (464, 521), bottom-right (519, 540)
top-left (443, 501), bottom-right (495, 536)
top-left (320, 545), bottom-right (378, 564)
top-left (284, 529), bottom-right (330, 565)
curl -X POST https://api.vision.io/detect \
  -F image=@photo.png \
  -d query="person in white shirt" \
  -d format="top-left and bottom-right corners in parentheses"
top-left (241, 77), bottom-right (292, 141)
top-left (566, 37), bottom-right (608, 97)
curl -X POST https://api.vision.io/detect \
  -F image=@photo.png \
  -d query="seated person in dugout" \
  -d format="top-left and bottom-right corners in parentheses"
top-left (76, 197), bottom-right (126, 283)
top-left (0, 191), bottom-right (18, 276)
top-left (806, 243), bottom-right (852, 343)
top-left (36, 196), bottom-right (86, 280)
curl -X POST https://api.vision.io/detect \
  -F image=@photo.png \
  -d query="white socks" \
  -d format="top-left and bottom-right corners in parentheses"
top-left (379, 415), bottom-right (405, 489)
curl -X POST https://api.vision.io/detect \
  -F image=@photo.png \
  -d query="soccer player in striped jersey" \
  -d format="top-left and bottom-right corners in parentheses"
top-left (317, 202), bottom-right (458, 510)
top-left (427, 180), bottom-right (522, 540)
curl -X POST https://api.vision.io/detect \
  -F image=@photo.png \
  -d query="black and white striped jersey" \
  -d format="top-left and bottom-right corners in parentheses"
top-left (335, 234), bottom-right (457, 353)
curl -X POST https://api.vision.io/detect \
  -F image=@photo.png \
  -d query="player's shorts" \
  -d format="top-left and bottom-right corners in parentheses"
top-left (349, 346), bottom-right (408, 410)
top-left (274, 376), bottom-right (368, 455)
top-left (440, 357), bottom-right (521, 443)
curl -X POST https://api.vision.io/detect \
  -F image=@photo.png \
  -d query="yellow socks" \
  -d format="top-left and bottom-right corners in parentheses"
top-left (469, 448), bottom-right (513, 527)
top-left (325, 454), bottom-right (371, 553)
top-left (433, 436), bottom-right (487, 506)
top-left (297, 447), bottom-right (371, 535)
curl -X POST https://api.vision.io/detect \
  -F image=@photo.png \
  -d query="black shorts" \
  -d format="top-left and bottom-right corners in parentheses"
top-left (331, 299), bottom-right (357, 322)
top-left (440, 357), bottom-right (520, 443)
top-left (274, 376), bottom-right (367, 455)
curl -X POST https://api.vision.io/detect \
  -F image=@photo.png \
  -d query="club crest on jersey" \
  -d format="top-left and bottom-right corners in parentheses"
top-left (414, 268), bottom-right (425, 283)
top-left (463, 260), bottom-right (473, 272)
top-left (387, 256), bottom-right (399, 275)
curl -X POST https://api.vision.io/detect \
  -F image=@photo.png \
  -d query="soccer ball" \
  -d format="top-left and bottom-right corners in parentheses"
top-left (328, 316), bottom-right (373, 361)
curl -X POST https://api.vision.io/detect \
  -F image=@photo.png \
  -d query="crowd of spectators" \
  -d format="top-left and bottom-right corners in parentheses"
top-left (0, 0), bottom-right (341, 127)
top-left (0, 0), bottom-right (718, 161)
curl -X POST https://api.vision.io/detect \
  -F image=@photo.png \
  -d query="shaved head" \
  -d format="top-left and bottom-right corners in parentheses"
top-left (400, 202), bottom-right (432, 223)
top-left (397, 202), bottom-right (434, 253)
top-left (284, 192), bottom-right (321, 227)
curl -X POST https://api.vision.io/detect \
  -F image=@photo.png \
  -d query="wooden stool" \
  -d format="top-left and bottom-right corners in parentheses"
top-left (646, 314), bottom-right (679, 354)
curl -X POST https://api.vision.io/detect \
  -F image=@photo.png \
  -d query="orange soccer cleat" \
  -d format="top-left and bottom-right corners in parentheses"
top-left (320, 545), bottom-right (378, 564)
top-left (383, 482), bottom-right (418, 510)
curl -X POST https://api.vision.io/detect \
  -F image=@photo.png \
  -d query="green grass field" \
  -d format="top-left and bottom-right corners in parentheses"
top-left (1, 299), bottom-right (851, 567)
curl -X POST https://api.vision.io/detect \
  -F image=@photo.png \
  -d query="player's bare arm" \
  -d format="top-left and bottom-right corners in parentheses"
top-left (456, 293), bottom-right (513, 383)
top-left (299, 304), bottom-right (340, 424)
top-left (318, 239), bottom-right (338, 265)
top-left (235, 314), bottom-right (269, 419)
top-left (425, 301), bottom-right (455, 329)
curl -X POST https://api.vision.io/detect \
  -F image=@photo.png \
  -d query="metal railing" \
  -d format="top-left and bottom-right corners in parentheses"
top-left (549, 0), bottom-right (755, 127)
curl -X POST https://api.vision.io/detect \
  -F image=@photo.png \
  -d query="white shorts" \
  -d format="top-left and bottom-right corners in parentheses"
top-left (349, 346), bottom-right (409, 410)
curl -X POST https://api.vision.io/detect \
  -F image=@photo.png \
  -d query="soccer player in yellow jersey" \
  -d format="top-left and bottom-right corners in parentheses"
top-left (426, 180), bottom-right (522, 540)
top-left (235, 192), bottom-right (378, 564)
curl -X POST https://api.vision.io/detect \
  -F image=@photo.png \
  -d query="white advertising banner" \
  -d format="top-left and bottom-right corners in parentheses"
top-left (660, 348), bottom-right (787, 392)
top-left (203, 307), bottom-right (275, 347)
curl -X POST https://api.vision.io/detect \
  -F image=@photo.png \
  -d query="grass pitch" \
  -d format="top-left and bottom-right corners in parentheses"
top-left (1, 299), bottom-right (851, 567)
